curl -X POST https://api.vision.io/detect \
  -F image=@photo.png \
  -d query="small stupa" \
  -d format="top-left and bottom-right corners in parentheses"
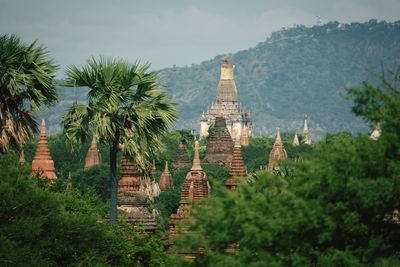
top-left (292, 131), bottom-right (300, 147)
top-left (117, 152), bottom-right (157, 233)
top-left (31, 119), bottom-right (57, 180)
top-left (159, 161), bottom-right (174, 191)
top-left (302, 116), bottom-right (312, 145)
top-left (84, 136), bottom-right (102, 169)
top-left (267, 128), bottom-right (288, 171)
top-left (172, 142), bottom-right (191, 169)
top-left (169, 140), bottom-right (211, 241)
top-left (370, 122), bottom-right (381, 141)
top-left (203, 115), bottom-right (234, 166)
top-left (225, 140), bottom-right (247, 191)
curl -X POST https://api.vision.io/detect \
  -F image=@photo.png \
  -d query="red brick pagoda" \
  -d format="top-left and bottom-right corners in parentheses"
top-left (267, 128), bottom-right (288, 171)
top-left (84, 136), bottom-right (101, 169)
top-left (159, 161), bottom-right (174, 191)
top-left (31, 119), bottom-right (57, 180)
top-left (225, 141), bottom-right (247, 191)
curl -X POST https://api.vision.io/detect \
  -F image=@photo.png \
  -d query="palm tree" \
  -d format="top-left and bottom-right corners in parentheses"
top-left (62, 57), bottom-right (178, 223)
top-left (0, 34), bottom-right (58, 153)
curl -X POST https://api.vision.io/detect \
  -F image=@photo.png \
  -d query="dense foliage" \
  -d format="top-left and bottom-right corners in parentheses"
top-left (0, 154), bottom-right (167, 266)
top-left (171, 70), bottom-right (400, 266)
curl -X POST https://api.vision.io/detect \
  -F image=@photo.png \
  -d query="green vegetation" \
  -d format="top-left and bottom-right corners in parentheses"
top-left (0, 153), bottom-right (167, 266)
top-left (0, 34), bottom-right (58, 152)
top-left (171, 69), bottom-right (400, 266)
top-left (62, 57), bottom-right (179, 223)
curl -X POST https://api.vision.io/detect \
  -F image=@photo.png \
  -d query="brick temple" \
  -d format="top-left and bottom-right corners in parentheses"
top-left (159, 161), bottom-right (174, 191)
top-left (267, 128), bottom-right (288, 171)
top-left (84, 136), bottom-right (101, 169)
top-left (31, 119), bottom-right (57, 180)
top-left (200, 56), bottom-right (252, 146)
top-left (225, 141), bottom-right (247, 191)
top-left (172, 142), bottom-right (191, 169)
top-left (117, 152), bottom-right (157, 233)
top-left (203, 115), bottom-right (234, 166)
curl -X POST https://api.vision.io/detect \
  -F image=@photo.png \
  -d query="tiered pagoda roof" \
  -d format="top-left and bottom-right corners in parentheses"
top-left (31, 119), bottom-right (57, 180)
top-left (169, 140), bottom-right (211, 240)
top-left (267, 128), bottom-right (288, 171)
top-left (159, 161), bottom-right (174, 191)
top-left (117, 152), bottom-right (157, 233)
top-left (203, 116), bottom-right (234, 166)
top-left (172, 143), bottom-right (191, 169)
top-left (84, 136), bottom-right (101, 169)
top-left (225, 141), bottom-right (247, 191)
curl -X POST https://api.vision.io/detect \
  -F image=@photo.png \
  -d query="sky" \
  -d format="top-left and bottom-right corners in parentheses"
top-left (1, 0), bottom-right (399, 75)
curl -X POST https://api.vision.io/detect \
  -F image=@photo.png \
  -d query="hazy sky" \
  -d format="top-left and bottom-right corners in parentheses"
top-left (1, 0), bottom-right (399, 75)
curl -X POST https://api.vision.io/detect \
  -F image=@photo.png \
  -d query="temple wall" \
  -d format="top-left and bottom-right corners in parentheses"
top-left (200, 121), bottom-right (210, 138)
top-left (220, 65), bottom-right (234, 80)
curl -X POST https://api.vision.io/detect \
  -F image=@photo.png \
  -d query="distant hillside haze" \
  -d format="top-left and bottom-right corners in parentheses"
top-left (40, 20), bottom-right (400, 138)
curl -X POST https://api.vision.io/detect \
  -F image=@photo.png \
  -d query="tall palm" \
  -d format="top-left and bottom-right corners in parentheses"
top-left (0, 34), bottom-right (58, 152)
top-left (62, 57), bottom-right (178, 223)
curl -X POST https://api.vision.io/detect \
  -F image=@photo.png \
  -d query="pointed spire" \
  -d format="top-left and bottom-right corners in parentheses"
top-left (159, 161), bottom-right (174, 191)
top-left (31, 119), bottom-right (57, 180)
top-left (370, 122), bottom-right (381, 140)
top-left (225, 140), bottom-right (247, 191)
top-left (303, 116), bottom-right (312, 145)
top-left (293, 131), bottom-right (300, 147)
top-left (85, 136), bottom-right (102, 169)
top-left (267, 128), bottom-right (288, 171)
top-left (191, 140), bottom-right (203, 171)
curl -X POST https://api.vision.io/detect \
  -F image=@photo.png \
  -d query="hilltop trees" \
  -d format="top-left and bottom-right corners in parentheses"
top-left (0, 34), bottom-right (58, 153)
top-left (62, 57), bottom-right (178, 223)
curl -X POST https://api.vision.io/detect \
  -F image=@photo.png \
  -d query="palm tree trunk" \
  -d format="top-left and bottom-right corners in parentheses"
top-left (109, 134), bottom-right (120, 224)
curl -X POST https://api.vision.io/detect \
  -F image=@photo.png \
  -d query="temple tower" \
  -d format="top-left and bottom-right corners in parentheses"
top-left (303, 116), bottom-right (312, 145)
top-left (292, 131), bottom-right (300, 147)
top-left (203, 115), bottom-right (234, 166)
top-left (169, 140), bottom-right (211, 241)
top-left (117, 152), bottom-right (157, 233)
top-left (172, 142), bottom-right (191, 169)
top-left (225, 141), bottom-right (247, 191)
top-left (267, 128), bottom-right (288, 171)
top-left (84, 136), bottom-right (102, 169)
top-left (31, 119), bottom-right (57, 180)
top-left (159, 161), bottom-right (174, 191)
top-left (200, 56), bottom-right (252, 146)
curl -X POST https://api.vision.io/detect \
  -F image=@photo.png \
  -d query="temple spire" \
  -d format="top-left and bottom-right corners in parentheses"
top-left (303, 116), bottom-right (312, 145)
top-left (191, 140), bottom-right (203, 171)
top-left (159, 161), bottom-right (174, 191)
top-left (225, 140), bottom-right (247, 191)
top-left (216, 56), bottom-right (238, 103)
top-left (31, 119), bottom-right (57, 179)
top-left (84, 136), bottom-right (101, 169)
top-left (293, 131), bottom-right (300, 147)
top-left (267, 128), bottom-right (288, 171)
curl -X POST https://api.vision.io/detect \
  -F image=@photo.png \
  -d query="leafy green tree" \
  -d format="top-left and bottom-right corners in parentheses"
top-left (62, 57), bottom-right (178, 224)
top-left (171, 70), bottom-right (400, 266)
top-left (0, 153), bottom-right (168, 266)
top-left (0, 34), bottom-right (58, 152)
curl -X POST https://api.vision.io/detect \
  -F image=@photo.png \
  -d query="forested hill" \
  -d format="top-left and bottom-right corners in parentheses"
top-left (158, 20), bottom-right (400, 138)
top-left (40, 20), bottom-right (400, 137)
